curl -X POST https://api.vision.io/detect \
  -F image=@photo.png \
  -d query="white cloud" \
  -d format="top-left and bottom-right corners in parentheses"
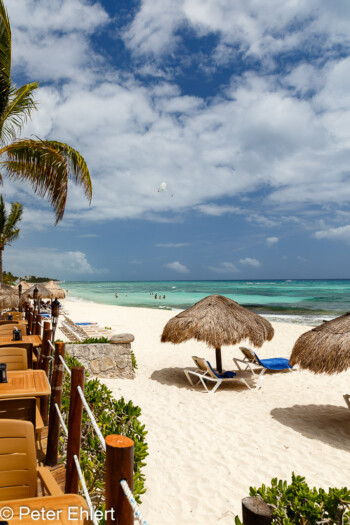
top-left (297, 255), bottom-right (307, 262)
top-left (266, 236), bottom-right (279, 246)
top-left (247, 215), bottom-right (279, 228)
top-left (314, 224), bottom-right (350, 243)
top-left (155, 243), bottom-right (189, 247)
top-left (208, 262), bottom-right (239, 274)
top-left (196, 204), bottom-right (241, 216)
top-left (4, 0), bottom-right (350, 236)
top-left (8, 0), bottom-right (109, 82)
top-left (4, 248), bottom-right (98, 279)
top-left (123, 0), bottom-right (350, 64)
top-left (239, 257), bottom-right (261, 268)
top-left (164, 261), bottom-right (190, 273)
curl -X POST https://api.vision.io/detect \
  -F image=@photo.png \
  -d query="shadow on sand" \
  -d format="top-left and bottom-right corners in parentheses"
top-left (150, 366), bottom-right (249, 392)
top-left (271, 404), bottom-right (350, 452)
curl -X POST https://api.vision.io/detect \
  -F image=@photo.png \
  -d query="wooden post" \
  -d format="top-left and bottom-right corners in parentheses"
top-left (65, 366), bottom-right (85, 494)
top-left (32, 309), bottom-right (38, 335)
top-left (105, 435), bottom-right (134, 525)
top-left (34, 314), bottom-right (43, 338)
top-left (39, 325), bottom-right (52, 373)
top-left (27, 307), bottom-right (33, 335)
top-left (215, 347), bottom-right (222, 373)
top-left (46, 342), bottom-right (66, 466)
top-left (242, 497), bottom-right (273, 525)
top-left (39, 325), bottom-right (52, 425)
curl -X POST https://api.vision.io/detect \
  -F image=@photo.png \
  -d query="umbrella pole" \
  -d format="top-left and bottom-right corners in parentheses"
top-left (215, 347), bottom-right (222, 373)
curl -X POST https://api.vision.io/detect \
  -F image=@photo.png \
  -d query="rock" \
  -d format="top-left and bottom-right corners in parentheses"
top-left (66, 341), bottom-right (135, 379)
top-left (110, 333), bottom-right (135, 344)
top-left (99, 356), bottom-right (115, 372)
top-left (90, 359), bottom-right (100, 374)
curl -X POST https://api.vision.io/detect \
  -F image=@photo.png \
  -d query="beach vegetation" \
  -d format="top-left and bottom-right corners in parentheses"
top-left (2, 270), bottom-right (18, 285)
top-left (60, 356), bottom-right (148, 508)
top-left (240, 473), bottom-right (350, 525)
top-left (77, 336), bottom-right (111, 344)
top-left (0, 195), bottom-right (22, 281)
top-left (24, 275), bottom-right (58, 283)
top-left (0, 1), bottom-right (92, 223)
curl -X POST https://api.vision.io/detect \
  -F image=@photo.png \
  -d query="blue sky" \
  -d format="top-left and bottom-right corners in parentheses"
top-left (3, 0), bottom-right (350, 280)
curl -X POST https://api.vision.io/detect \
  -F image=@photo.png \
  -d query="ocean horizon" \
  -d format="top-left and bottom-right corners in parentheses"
top-left (63, 279), bottom-right (350, 326)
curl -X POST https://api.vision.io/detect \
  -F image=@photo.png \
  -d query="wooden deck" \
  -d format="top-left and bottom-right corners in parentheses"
top-left (37, 426), bottom-right (66, 494)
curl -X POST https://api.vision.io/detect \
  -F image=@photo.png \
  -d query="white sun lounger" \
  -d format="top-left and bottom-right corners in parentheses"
top-left (184, 356), bottom-right (256, 393)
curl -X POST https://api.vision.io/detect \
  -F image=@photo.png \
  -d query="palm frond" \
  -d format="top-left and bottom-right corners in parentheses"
top-left (0, 138), bottom-right (92, 223)
top-left (3, 201), bottom-right (22, 240)
top-left (0, 0), bottom-right (11, 118)
top-left (0, 82), bottom-right (39, 144)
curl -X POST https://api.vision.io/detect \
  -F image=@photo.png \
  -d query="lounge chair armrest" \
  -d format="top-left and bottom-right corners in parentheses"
top-left (233, 358), bottom-right (259, 374)
top-left (37, 467), bottom-right (63, 496)
top-left (233, 357), bottom-right (247, 370)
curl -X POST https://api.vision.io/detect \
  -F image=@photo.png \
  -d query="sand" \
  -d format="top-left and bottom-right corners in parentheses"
top-left (58, 298), bottom-right (350, 525)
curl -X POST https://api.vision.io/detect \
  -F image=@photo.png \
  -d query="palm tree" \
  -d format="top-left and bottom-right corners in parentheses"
top-left (0, 194), bottom-right (22, 282)
top-left (0, 1), bottom-right (92, 224)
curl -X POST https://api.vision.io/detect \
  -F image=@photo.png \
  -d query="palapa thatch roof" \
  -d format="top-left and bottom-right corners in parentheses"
top-left (290, 312), bottom-right (350, 374)
top-left (0, 282), bottom-right (19, 309)
top-left (13, 281), bottom-right (31, 291)
top-left (23, 283), bottom-right (54, 300)
top-left (44, 280), bottom-right (65, 299)
top-left (161, 294), bottom-right (274, 348)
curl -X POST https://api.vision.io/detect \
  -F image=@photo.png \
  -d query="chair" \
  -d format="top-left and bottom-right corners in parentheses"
top-left (0, 344), bottom-right (33, 369)
top-left (0, 397), bottom-right (44, 437)
top-left (184, 356), bottom-right (254, 393)
top-left (1, 312), bottom-right (22, 321)
top-left (233, 347), bottom-right (292, 387)
top-left (0, 419), bottom-right (63, 500)
top-left (0, 321), bottom-right (28, 336)
top-left (344, 395), bottom-right (350, 410)
top-left (0, 347), bottom-right (28, 370)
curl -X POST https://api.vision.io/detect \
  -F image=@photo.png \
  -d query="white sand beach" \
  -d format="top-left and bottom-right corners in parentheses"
top-left (58, 298), bottom-right (350, 525)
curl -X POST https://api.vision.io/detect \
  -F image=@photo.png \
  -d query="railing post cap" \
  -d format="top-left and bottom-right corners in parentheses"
top-left (105, 434), bottom-right (134, 448)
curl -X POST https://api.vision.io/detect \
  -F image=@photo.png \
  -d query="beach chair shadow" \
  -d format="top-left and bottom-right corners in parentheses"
top-left (150, 366), bottom-right (251, 392)
top-left (271, 404), bottom-right (350, 453)
top-left (150, 367), bottom-right (195, 389)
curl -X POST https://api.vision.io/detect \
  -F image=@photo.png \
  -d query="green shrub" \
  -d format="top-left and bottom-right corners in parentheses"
top-left (78, 337), bottom-right (110, 344)
top-left (60, 356), bottom-right (148, 508)
top-left (131, 350), bottom-right (138, 370)
top-left (246, 473), bottom-right (350, 525)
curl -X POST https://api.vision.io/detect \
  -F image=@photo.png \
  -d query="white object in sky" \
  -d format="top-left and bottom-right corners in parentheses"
top-left (158, 182), bottom-right (167, 192)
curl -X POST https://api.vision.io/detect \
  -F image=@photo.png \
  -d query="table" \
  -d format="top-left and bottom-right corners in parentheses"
top-left (0, 334), bottom-right (42, 348)
top-left (0, 494), bottom-right (93, 524)
top-left (0, 370), bottom-right (50, 399)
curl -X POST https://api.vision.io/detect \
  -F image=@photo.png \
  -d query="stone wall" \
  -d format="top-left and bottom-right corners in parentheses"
top-left (65, 333), bottom-right (135, 379)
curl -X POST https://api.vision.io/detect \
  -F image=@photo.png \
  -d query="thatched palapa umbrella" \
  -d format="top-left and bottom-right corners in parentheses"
top-left (290, 312), bottom-right (350, 374)
top-left (0, 282), bottom-right (18, 310)
top-left (13, 281), bottom-right (31, 291)
top-left (161, 294), bottom-right (274, 372)
top-left (23, 283), bottom-right (54, 301)
top-left (45, 280), bottom-right (65, 299)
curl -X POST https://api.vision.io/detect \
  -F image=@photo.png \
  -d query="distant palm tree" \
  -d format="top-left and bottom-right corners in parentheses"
top-left (0, 1), bottom-right (92, 224)
top-left (0, 194), bottom-right (22, 282)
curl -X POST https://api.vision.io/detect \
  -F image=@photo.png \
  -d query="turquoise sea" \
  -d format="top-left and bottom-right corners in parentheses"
top-left (63, 280), bottom-right (350, 326)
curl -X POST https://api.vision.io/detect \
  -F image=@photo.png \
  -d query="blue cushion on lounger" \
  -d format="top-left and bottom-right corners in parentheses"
top-left (255, 356), bottom-right (292, 370)
top-left (207, 361), bottom-right (237, 378)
